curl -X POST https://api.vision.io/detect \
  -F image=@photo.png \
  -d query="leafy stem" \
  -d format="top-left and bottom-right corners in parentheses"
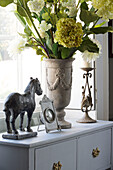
top-left (76, 0), bottom-right (81, 9)
top-left (43, 8), bottom-right (54, 27)
top-left (14, 1), bottom-right (44, 46)
top-left (54, 0), bottom-right (57, 14)
top-left (28, 37), bottom-right (50, 58)
top-left (17, 0), bottom-right (23, 7)
top-left (92, 17), bottom-right (100, 28)
top-left (28, 37), bottom-right (43, 46)
top-left (23, 0), bottom-right (26, 9)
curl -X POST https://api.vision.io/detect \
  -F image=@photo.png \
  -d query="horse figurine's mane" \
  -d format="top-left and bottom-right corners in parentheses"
top-left (24, 78), bottom-right (34, 93)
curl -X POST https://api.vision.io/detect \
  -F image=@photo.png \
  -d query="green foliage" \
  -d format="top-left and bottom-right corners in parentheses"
top-left (16, 0), bottom-right (32, 27)
top-left (46, 0), bottom-right (54, 2)
top-left (57, 11), bottom-right (67, 19)
top-left (61, 47), bottom-right (73, 59)
top-left (41, 55), bottom-right (46, 61)
top-left (46, 37), bottom-right (52, 51)
top-left (14, 11), bottom-right (26, 27)
top-left (24, 25), bottom-right (32, 36)
top-left (16, 0), bottom-right (30, 15)
top-left (52, 43), bottom-right (58, 57)
top-left (90, 6), bottom-right (95, 12)
top-left (80, 9), bottom-right (98, 24)
top-left (0, 0), bottom-right (13, 7)
top-left (78, 38), bottom-right (99, 53)
top-left (17, 1), bottom-right (26, 16)
top-left (17, 5), bottom-right (26, 17)
top-left (1, 0), bottom-right (113, 60)
top-left (94, 21), bottom-right (106, 28)
top-left (80, 1), bottom-right (88, 10)
top-left (37, 6), bottom-right (49, 23)
top-left (36, 48), bottom-right (46, 56)
top-left (90, 26), bottom-right (113, 34)
top-left (50, 13), bottom-right (58, 28)
top-left (18, 32), bottom-right (28, 38)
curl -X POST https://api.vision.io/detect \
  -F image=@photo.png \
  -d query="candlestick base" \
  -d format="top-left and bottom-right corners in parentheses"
top-left (77, 112), bottom-right (96, 123)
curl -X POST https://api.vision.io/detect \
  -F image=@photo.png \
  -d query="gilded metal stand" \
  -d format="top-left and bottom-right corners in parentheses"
top-left (77, 67), bottom-right (96, 123)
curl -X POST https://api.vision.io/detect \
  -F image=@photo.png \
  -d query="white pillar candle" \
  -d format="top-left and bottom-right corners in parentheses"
top-left (82, 60), bottom-right (92, 68)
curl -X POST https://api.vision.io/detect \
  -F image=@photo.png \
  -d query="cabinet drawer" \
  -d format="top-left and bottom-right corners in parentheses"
top-left (77, 129), bottom-right (111, 170)
top-left (35, 139), bottom-right (76, 170)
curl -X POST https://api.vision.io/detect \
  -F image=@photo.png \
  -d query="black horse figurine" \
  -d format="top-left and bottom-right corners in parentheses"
top-left (3, 77), bottom-right (43, 134)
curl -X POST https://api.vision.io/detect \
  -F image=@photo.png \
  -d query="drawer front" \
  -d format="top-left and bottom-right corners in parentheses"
top-left (77, 129), bottom-right (111, 170)
top-left (35, 139), bottom-right (76, 170)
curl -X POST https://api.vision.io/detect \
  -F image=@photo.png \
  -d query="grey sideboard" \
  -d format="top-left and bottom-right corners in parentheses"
top-left (0, 120), bottom-right (113, 170)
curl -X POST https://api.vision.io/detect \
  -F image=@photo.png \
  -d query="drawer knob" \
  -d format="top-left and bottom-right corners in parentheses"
top-left (53, 161), bottom-right (62, 170)
top-left (92, 147), bottom-right (100, 157)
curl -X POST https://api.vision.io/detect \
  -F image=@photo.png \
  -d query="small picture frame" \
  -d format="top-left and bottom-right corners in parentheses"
top-left (39, 95), bottom-right (61, 133)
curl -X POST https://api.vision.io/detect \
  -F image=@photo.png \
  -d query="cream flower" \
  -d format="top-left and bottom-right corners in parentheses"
top-left (92, 0), bottom-right (113, 20)
top-left (62, 0), bottom-right (77, 17)
top-left (82, 39), bottom-right (101, 63)
top-left (39, 22), bottom-right (52, 38)
top-left (62, 0), bottom-right (76, 8)
top-left (34, 19), bottom-right (52, 38)
top-left (27, 0), bottom-right (45, 15)
top-left (40, 21), bottom-right (52, 31)
top-left (67, 7), bottom-right (77, 17)
top-left (7, 37), bottom-right (26, 58)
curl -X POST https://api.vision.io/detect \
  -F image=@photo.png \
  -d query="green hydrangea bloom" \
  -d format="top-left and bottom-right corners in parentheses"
top-left (55, 18), bottom-right (83, 48)
top-left (92, 0), bottom-right (113, 20)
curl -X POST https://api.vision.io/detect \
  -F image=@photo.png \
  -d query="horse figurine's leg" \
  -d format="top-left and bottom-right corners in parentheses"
top-left (11, 110), bottom-right (19, 134)
top-left (5, 110), bottom-right (12, 133)
top-left (27, 111), bottom-right (33, 132)
top-left (19, 112), bottom-right (25, 131)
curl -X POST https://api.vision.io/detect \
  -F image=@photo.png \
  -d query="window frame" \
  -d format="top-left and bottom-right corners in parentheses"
top-left (108, 20), bottom-right (113, 58)
top-left (96, 22), bottom-right (109, 120)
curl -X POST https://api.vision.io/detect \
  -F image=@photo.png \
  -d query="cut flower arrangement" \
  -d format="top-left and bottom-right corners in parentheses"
top-left (0, 0), bottom-right (113, 63)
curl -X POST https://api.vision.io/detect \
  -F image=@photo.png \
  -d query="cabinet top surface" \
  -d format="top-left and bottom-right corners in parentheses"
top-left (0, 120), bottom-right (113, 148)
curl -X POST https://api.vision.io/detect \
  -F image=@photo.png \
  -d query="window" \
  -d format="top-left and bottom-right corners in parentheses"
top-left (108, 20), bottom-right (113, 58)
top-left (0, 5), bottom-right (42, 116)
top-left (0, 5), bottom-right (18, 115)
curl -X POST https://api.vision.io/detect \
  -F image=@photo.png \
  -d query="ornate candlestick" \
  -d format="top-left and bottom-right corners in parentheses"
top-left (77, 67), bottom-right (96, 123)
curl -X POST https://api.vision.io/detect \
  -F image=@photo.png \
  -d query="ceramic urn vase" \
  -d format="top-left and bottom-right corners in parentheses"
top-left (44, 58), bottom-right (75, 129)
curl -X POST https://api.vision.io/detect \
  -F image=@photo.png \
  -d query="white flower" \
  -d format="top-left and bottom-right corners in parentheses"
top-left (13, 0), bottom-right (17, 3)
top-left (27, 0), bottom-right (45, 15)
top-left (40, 20), bottom-right (52, 32)
top-left (82, 39), bottom-right (101, 63)
top-left (7, 37), bottom-right (26, 58)
top-left (33, 19), bottom-right (40, 28)
top-left (34, 19), bottom-right (52, 38)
